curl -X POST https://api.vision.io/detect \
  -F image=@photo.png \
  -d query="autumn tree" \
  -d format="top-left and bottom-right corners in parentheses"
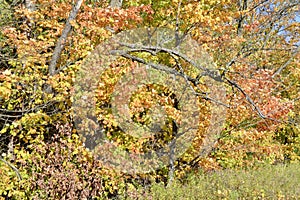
top-left (0, 0), bottom-right (299, 198)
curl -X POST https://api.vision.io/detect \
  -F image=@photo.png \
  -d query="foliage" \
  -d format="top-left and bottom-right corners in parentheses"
top-left (0, 0), bottom-right (299, 198)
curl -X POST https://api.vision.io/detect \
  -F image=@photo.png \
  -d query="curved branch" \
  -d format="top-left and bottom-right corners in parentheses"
top-left (0, 156), bottom-right (22, 181)
top-left (115, 52), bottom-right (229, 108)
top-left (117, 42), bottom-right (223, 82)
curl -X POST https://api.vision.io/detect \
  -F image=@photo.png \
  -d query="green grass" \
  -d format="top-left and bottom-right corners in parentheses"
top-left (131, 163), bottom-right (300, 199)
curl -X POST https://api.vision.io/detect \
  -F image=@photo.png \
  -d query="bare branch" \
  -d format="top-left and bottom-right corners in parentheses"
top-left (113, 51), bottom-right (229, 108)
top-left (113, 42), bottom-right (284, 121)
top-left (224, 77), bottom-right (266, 119)
top-left (118, 42), bottom-right (223, 82)
top-left (115, 52), bottom-right (183, 76)
top-left (48, 0), bottom-right (83, 76)
top-left (272, 45), bottom-right (300, 78)
top-left (0, 101), bottom-right (59, 121)
top-left (172, 53), bottom-right (230, 108)
top-left (0, 156), bottom-right (22, 181)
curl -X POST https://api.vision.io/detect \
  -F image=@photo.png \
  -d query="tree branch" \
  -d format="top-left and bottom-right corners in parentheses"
top-left (112, 51), bottom-right (229, 108)
top-left (272, 45), bottom-right (299, 78)
top-left (118, 42), bottom-right (223, 82)
top-left (224, 77), bottom-right (266, 119)
top-left (113, 42), bottom-right (279, 120)
top-left (48, 0), bottom-right (83, 76)
top-left (0, 156), bottom-right (22, 181)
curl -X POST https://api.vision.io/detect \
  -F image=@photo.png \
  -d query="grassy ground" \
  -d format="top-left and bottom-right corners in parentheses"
top-left (129, 163), bottom-right (300, 199)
